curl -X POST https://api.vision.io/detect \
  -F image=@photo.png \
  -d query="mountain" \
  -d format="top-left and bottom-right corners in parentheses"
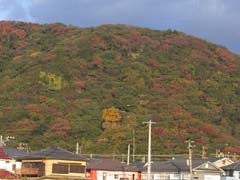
top-left (0, 21), bottom-right (239, 156)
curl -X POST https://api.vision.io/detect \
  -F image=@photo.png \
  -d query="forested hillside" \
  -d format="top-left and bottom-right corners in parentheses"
top-left (0, 21), bottom-right (239, 155)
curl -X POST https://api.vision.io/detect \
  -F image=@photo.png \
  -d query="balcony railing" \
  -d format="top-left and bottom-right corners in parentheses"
top-left (21, 167), bottom-right (42, 177)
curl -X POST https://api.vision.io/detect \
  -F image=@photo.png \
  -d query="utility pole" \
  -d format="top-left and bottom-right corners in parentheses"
top-left (76, 142), bottom-right (79, 155)
top-left (201, 146), bottom-right (207, 159)
top-left (143, 120), bottom-right (156, 180)
top-left (127, 144), bottom-right (130, 165)
top-left (132, 129), bottom-right (136, 162)
top-left (0, 135), bottom-right (3, 145)
top-left (186, 140), bottom-right (194, 180)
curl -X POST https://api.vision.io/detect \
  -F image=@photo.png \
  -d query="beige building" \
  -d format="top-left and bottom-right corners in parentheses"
top-left (18, 147), bottom-right (87, 179)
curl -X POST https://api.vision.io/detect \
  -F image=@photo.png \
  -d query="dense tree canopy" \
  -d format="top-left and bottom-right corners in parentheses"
top-left (0, 21), bottom-right (239, 155)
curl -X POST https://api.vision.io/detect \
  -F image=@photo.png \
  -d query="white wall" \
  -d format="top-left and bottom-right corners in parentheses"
top-left (0, 159), bottom-right (16, 173)
top-left (221, 171), bottom-right (240, 180)
top-left (96, 170), bottom-right (138, 180)
top-left (141, 171), bottom-right (189, 180)
top-left (233, 171), bottom-right (240, 179)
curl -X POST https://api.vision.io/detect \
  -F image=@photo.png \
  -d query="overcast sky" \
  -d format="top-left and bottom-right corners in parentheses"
top-left (0, 0), bottom-right (239, 54)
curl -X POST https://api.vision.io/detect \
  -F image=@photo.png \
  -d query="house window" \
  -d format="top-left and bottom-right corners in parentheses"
top-left (52, 164), bottom-right (68, 174)
top-left (22, 162), bottom-right (43, 168)
top-left (114, 175), bottom-right (119, 179)
top-left (69, 164), bottom-right (85, 173)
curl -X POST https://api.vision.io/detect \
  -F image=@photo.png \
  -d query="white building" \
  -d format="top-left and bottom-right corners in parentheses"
top-left (221, 162), bottom-right (240, 180)
top-left (0, 146), bottom-right (17, 173)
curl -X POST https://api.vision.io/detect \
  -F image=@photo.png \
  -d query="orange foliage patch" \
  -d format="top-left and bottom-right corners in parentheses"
top-left (115, 53), bottom-right (123, 64)
top-left (148, 59), bottom-right (160, 69)
top-left (199, 123), bottom-right (219, 137)
top-left (222, 63), bottom-right (238, 72)
top-left (17, 40), bottom-right (28, 48)
top-left (152, 127), bottom-right (169, 135)
top-left (0, 21), bottom-right (26, 39)
top-left (47, 54), bottom-right (57, 61)
top-left (73, 80), bottom-right (86, 90)
top-left (3, 106), bottom-right (12, 113)
top-left (223, 146), bottom-right (240, 154)
top-left (12, 29), bottom-right (26, 39)
top-left (24, 104), bottom-right (40, 113)
top-left (90, 36), bottom-right (106, 49)
top-left (92, 55), bottom-right (103, 68)
top-left (39, 96), bottom-right (48, 103)
top-left (102, 107), bottom-right (121, 122)
top-left (48, 24), bottom-right (68, 35)
top-left (42, 105), bottom-right (63, 116)
top-left (49, 118), bottom-right (71, 136)
top-left (215, 47), bottom-right (236, 62)
top-left (12, 119), bottom-right (36, 133)
top-left (172, 107), bottom-right (193, 120)
top-left (195, 137), bottom-right (208, 145)
top-left (13, 55), bottom-right (23, 61)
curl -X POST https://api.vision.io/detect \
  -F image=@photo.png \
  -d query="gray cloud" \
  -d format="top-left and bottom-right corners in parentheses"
top-left (0, 0), bottom-right (239, 54)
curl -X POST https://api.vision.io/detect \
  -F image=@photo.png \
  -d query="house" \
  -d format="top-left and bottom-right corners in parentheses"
top-left (3, 147), bottom-right (28, 175)
top-left (139, 158), bottom-right (224, 180)
top-left (17, 147), bottom-right (87, 179)
top-left (0, 146), bottom-right (17, 173)
top-left (87, 159), bottom-right (141, 180)
top-left (221, 161), bottom-right (240, 180)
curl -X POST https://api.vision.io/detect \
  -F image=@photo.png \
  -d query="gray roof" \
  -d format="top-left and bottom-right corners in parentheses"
top-left (222, 162), bottom-right (240, 171)
top-left (3, 148), bottom-right (28, 159)
top-left (151, 161), bottom-right (180, 172)
top-left (87, 159), bottom-right (139, 172)
top-left (168, 158), bottom-right (208, 171)
top-left (17, 147), bottom-right (86, 161)
top-left (130, 162), bottom-right (146, 170)
top-left (207, 157), bottom-right (224, 163)
top-left (135, 158), bottom-right (211, 173)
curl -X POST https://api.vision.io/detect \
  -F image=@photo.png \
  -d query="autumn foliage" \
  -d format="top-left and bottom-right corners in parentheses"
top-left (0, 22), bottom-right (239, 153)
top-left (102, 107), bottom-right (121, 122)
top-left (49, 118), bottom-right (71, 136)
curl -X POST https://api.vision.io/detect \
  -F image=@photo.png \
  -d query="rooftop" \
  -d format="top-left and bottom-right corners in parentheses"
top-left (222, 161), bottom-right (240, 171)
top-left (0, 169), bottom-right (18, 179)
top-left (3, 147), bottom-right (28, 159)
top-left (0, 146), bottom-right (11, 160)
top-left (87, 159), bottom-right (139, 172)
top-left (17, 147), bottom-right (87, 161)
